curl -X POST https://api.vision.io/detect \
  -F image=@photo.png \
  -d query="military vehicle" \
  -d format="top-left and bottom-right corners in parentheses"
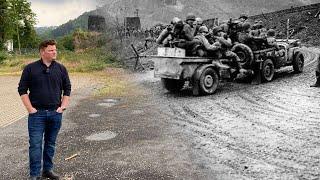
top-left (231, 39), bottom-right (304, 82)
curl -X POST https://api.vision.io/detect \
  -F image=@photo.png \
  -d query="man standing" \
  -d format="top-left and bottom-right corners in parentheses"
top-left (18, 39), bottom-right (71, 180)
top-left (310, 55), bottom-right (320, 87)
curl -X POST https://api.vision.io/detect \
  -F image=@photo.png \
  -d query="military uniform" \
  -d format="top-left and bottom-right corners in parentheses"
top-left (171, 13), bottom-right (198, 55)
top-left (156, 28), bottom-right (172, 46)
top-left (156, 18), bottom-right (185, 47)
top-left (208, 26), bottom-right (244, 75)
top-left (266, 29), bottom-right (279, 49)
top-left (311, 56), bottom-right (320, 87)
top-left (193, 26), bottom-right (220, 57)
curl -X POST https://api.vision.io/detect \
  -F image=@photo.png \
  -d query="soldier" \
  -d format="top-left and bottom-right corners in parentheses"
top-left (194, 17), bottom-right (204, 36)
top-left (193, 26), bottom-right (221, 56)
top-left (238, 22), bottom-right (268, 50)
top-left (257, 21), bottom-right (267, 38)
top-left (212, 26), bottom-right (249, 76)
top-left (195, 17), bottom-right (203, 25)
top-left (310, 56), bottom-right (320, 87)
top-left (238, 22), bottom-right (252, 44)
top-left (156, 17), bottom-right (182, 46)
top-left (220, 23), bottom-right (229, 34)
top-left (266, 29), bottom-right (279, 49)
top-left (239, 13), bottom-right (249, 23)
top-left (183, 13), bottom-right (196, 40)
top-left (250, 21), bottom-right (261, 37)
top-left (172, 14), bottom-right (198, 55)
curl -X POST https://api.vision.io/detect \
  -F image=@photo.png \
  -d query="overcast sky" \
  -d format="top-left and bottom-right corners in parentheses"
top-left (28, 0), bottom-right (100, 27)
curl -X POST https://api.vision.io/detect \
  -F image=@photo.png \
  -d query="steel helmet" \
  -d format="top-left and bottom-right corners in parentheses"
top-left (242, 22), bottom-right (251, 31)
top-left (267, 29), bottom-right (276, 37)
top-left (172, 17), bottom-right (181, 24)
top-left (199, 26), bottom-right (209, 33)
top-left (239, 13), bottom-right (248, 20)
top-left (186, 13), bottom-right (196, 21)
top-left (212, 26), bottom-right (223, 35)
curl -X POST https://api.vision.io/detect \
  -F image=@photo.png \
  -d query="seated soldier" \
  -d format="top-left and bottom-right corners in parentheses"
top-left (238, 22), bottom-right (253, 44)
top-left (239, 14), bottom-right (249, 23)
top-left (184, 13), bottom-right (196, 40)
top-left (266, 29), bottom-right (279, 49)
top-left (250, 22), bottom-right (261, 37)
top-left (238, 22), bottom-right (269, 50)
top-left (156, 17), bottom-right (182, 47)
top-left (257, 21), bottom-right (267, 38)
top-left (219, 23), bottom-right (229, 34)
top-left (212, 26), bottom-right (249, 76)
top-left (193, 26), bottom-right (221, 57)
top-left (194, 17), bottom-right (204, 36)
top-left (175, 13), bottom-right (199, 55)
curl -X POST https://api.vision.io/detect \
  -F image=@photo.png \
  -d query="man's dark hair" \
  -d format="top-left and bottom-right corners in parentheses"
top-left (39, 39), bottom-right (57, 51)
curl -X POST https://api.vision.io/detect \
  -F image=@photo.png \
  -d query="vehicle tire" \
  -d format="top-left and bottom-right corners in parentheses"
top-left (198, 67), bottom-right (219, 95)
top-left (293, 52), bottom-right (304, 73)
top-left (231, 43), bottom-right (254, 69)
top-left (261, 59), bottom-right (275, 82)
top-left (161, 78), bottom-right (185, 93)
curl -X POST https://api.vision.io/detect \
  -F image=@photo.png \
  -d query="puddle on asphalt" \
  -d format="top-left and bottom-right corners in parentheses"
top-left (97, 102), bottom-right (116, 107)
top-left (88, 114), bottom-right (101, 118)
top-left (97, 98), bottom-right (120, 108)
top-left (103, 98), bottom-right (120, 103)
top-left (86, 131), bottom-right (117, 141)
top-left (132, 110), bottom-right (144, 115)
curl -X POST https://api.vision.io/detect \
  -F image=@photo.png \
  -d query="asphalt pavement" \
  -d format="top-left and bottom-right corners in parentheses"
top-left (0, 73), bottom-right (213, 180)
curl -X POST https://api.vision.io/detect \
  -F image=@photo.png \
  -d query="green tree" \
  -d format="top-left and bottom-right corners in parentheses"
top-left (0, 0), bottom-right (10, 49)
top-left (1, 0), bottom-right (38, 52)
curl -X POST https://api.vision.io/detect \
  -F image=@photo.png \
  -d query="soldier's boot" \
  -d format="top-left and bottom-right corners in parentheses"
top-left (310, 72), bottom-right (320, 87)
top-left (232, 54), bottom-right (250, 75)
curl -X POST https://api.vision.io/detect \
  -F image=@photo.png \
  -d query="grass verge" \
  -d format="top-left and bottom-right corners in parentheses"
top-left (0, 48), bottom-right (120, 75)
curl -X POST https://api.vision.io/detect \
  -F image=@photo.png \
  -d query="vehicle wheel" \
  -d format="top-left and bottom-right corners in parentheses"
top-left (161, 78), bottom-right (185, 93)
top-left (198, 67), bottom-right (219, 95)
top-left (261, 59), bottom-right (274, 82)
top-left (293, 52), bottom-right (304, 73)
top-left (231, 43), bottom-right (254, 69)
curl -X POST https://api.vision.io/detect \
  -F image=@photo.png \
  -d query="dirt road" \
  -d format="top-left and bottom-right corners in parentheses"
top-left (136, 47), bottom-right (320, 179)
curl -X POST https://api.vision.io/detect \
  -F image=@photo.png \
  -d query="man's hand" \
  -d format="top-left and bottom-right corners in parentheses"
top-left (56, 106), bottom-right (66, 113)
top-left (28, 107), bottom-right (37, 114)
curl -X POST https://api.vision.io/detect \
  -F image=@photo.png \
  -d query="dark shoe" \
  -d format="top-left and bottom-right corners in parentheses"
top-left (29, 176), bottom-right (40, 180)
top-left (310, 83), bottom-right (320, 87)
top-left (42, 170), bottom-right (60, 180)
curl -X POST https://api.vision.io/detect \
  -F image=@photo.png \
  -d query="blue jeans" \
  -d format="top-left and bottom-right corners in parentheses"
top-left (28, 110), bottom-right (62, 176)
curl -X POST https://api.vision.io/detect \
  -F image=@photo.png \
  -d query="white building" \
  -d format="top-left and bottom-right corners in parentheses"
top-left (4, 40), bottom-right (13, 52)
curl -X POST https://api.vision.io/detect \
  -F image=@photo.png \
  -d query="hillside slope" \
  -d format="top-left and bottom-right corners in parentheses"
top-left (99, 0), bottom-right (319, 27)
top-left (49, 0), bottom-right (319, 38)
top-left (250, 3), bottom-right (320, 45)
